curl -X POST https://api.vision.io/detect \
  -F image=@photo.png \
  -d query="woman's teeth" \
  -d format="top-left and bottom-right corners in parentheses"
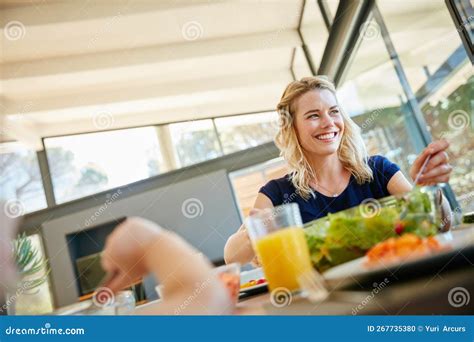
top-left (316, 132), bottom-right (337, 140)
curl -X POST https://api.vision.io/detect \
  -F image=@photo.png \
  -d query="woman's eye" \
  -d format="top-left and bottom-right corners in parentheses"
top-left (307, 114), bottom-right (319, 119)
top-left (330, 110), bottom-right (339, 115)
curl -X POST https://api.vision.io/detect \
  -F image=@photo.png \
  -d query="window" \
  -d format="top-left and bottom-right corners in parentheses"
top-left (44, 127), bottom-right (164, 203)
top-left (0, 142), bottom-right (47, 213)
top-left (299, 0), bottom-right (332, 69)
top-left (380, 1), bottom-right (474, 212)
top-left (168, 119), bottom-right (222, 168)
top-left (214, 112), bottom-right (278, 154)
top-left (230, 158), bottom-right (288, 218)
top-left (41, 114), bottom-right (280, 206)
top-left (446, 0), bottom-right (474, 63)
top-left (379, 1), bottom-right (468, 93)
top-left (420, 73), bottom-right (474, 212)
top-left (337, 18), bottom-right (423, 179)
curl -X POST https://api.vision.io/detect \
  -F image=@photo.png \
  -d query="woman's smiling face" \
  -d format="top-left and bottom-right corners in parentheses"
top-left (293, 89), bottom-right (344, 157)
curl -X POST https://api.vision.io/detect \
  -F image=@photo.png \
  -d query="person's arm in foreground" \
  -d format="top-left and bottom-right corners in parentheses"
top-left (101, 217), bottom-right (232, 315)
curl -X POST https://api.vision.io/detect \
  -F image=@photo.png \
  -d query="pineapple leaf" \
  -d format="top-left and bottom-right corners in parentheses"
top-left (12, 233), bottom-right (50, 291)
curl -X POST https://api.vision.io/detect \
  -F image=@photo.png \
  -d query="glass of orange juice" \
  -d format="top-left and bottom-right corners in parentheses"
top-left (245, 203), bottom-right (313, 292)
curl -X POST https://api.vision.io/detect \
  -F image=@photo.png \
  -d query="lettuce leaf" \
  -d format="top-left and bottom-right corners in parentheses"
top-left (304, 188), bottom-right (440, 272)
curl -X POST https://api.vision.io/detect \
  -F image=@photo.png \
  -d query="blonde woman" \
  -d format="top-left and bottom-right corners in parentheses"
top-left (224, 76), bottom-right (453, 265)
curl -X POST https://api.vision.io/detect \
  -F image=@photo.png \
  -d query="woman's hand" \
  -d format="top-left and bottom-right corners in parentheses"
top-left (248, 209), bottom-right (262, 267)
top-left (224, 221), bottom-right (256, 265)
top-left (224, 193), bottom-right (273, 265)
top-left (409, 139), bottom-right (452, 186)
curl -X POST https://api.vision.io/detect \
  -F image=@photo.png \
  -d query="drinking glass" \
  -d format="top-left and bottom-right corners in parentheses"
top-left (246, 203), bottom-right (313, 292)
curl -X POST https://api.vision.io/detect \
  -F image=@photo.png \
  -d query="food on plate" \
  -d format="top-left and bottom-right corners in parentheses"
top-left (240, 278), bottom-right (266, 290)
top-left (305, 187), bottom-right (441, 272)
top-left (365, 233), bottom-right (445, 266)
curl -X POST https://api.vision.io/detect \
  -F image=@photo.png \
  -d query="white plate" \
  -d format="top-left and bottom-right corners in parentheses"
top-left (323, 227), bottom-right (474, 288)
top-left (239, 267), bottom-right (267, 293)
top-left (239, 267), bottom-right (264, 285)
top-left (239, 282), bottom-right (268, 293)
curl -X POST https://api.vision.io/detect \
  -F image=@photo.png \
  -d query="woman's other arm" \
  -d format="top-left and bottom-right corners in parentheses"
top-left (223, 193), bottom-right (273, 265)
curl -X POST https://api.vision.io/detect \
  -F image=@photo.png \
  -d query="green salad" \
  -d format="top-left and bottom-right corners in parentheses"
top-left (304, 187), bottom-right (441, 272)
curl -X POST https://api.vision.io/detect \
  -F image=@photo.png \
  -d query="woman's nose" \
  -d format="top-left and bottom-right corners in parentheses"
top-left (320, 112), bottom-right (334, 127)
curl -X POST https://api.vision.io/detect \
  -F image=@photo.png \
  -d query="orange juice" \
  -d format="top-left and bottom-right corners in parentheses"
top-left (254, 226), bottom-right (312, 291)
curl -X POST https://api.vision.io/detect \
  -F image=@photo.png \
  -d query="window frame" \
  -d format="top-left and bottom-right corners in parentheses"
top-left (445, 0), bottom-right (474, 64)
top-left (34, 111), bottom-right (276, 210)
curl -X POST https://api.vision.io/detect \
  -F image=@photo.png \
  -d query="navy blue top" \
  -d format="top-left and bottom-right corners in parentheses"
top-left (259, 155), bottom-right (400, 223)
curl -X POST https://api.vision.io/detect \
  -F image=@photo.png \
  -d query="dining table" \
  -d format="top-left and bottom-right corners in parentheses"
top-left (135, 224), bottom-right (474, 316)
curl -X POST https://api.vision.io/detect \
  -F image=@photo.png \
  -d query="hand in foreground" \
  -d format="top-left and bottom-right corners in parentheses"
top-left (101, 217), bottom-right (163, 292)
top-left (101, 217), bottom-right (233, 314)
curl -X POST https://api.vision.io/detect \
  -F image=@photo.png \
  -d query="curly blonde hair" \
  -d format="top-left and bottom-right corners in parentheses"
top-left (275, 75), bottom-right (373, 199)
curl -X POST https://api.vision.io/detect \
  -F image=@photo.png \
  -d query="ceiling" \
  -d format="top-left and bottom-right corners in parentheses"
top-left (1, 1), bottom-right (469, 150)
top-left (0, 0), bottom-right (317, 149)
